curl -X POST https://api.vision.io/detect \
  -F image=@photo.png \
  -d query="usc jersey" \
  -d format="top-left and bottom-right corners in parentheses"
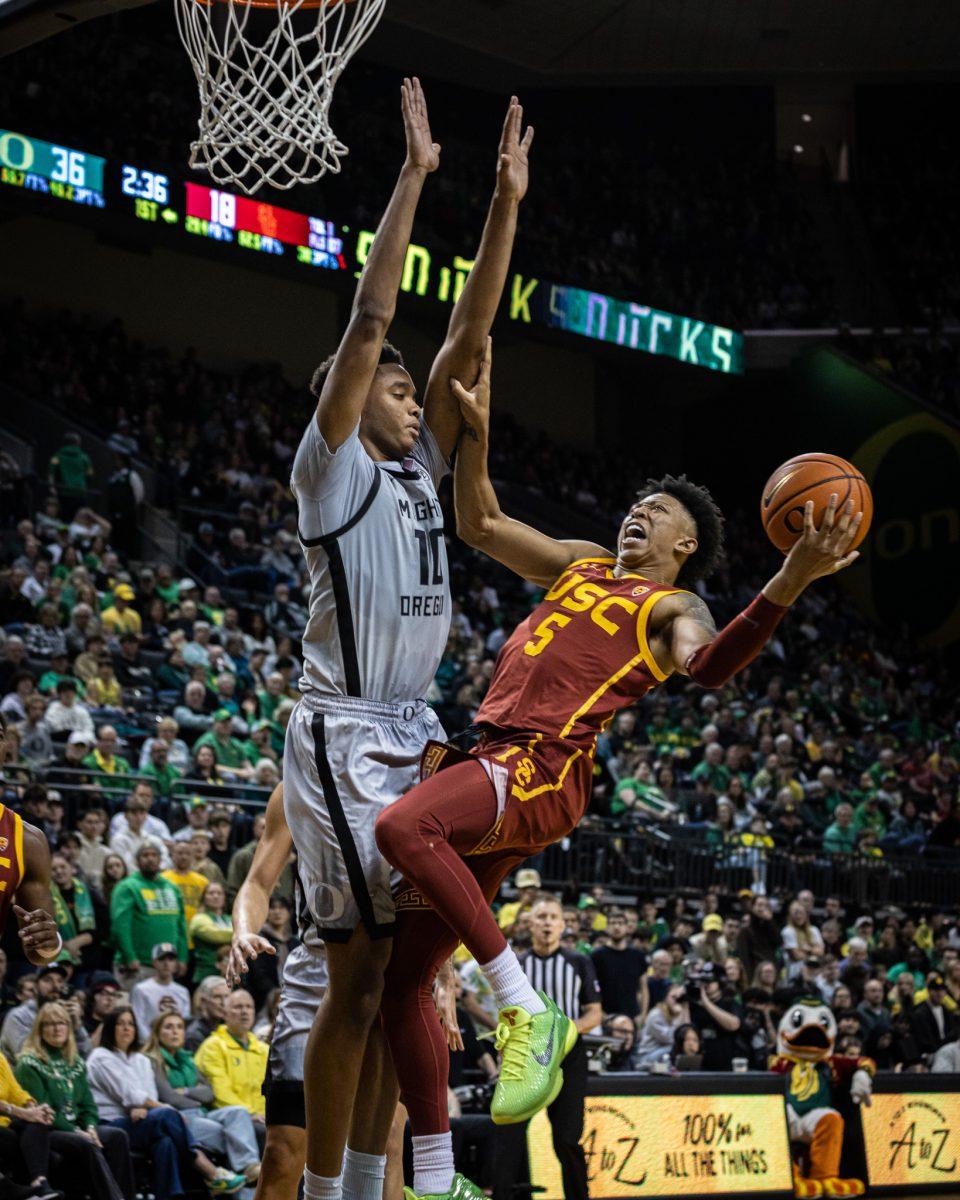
top-left (0, 802), bottom-right (25, 932)
top-left (476, 557), bottom-right (685, 745)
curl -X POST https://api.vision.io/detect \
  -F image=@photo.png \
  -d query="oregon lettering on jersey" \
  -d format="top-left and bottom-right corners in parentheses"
top-left (477, 557), bottom-right (684, 742)
top-left (292, 417), bottom-right (451, 702)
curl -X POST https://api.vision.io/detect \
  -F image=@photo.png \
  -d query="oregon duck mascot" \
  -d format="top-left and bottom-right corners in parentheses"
top-left (769, 998), bottom-right (874, 1198)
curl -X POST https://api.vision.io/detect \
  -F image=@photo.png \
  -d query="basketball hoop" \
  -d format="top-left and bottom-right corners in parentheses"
top-left (175, 0), bottom-right (386, 195)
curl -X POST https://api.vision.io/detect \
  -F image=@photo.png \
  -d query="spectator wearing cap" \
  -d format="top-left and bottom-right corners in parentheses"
top-left (910, 973), bottom-right (960, 1059)
top-left (100, 584), bottom-right (142, 637)
top-left (173, 795), bottom-right (211, 842)
top-left (0, 963), bottom-right (91, 1062)
top-left (130, 945), bottom-right (192, 1040)
top-left (173, 680), bottom-right (215, 735)
top-left (82, 724), bottom-right (131, 777)
top-left (110, 841), bottom-right (188, 984)
top-left (689, 914), bottom-right (730, 965)
top-left (496, 869), bottom-right (542, 933)
top-left (84, 975), bottom-right (122, 1046)
top-left (193, 711), bottom-right (257, 779)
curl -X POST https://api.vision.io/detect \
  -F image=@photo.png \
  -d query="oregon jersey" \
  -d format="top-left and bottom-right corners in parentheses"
top-left (291, 415), bottom-right (451, 703)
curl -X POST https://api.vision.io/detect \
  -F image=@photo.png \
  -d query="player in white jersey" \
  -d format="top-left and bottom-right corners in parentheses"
top-left (282, 78), bottom-right (534, 1200)
top-left (229, 785), bottom-right (404, 1200)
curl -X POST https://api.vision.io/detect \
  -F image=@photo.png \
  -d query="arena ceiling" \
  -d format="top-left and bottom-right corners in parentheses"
top-left (370, 0), bottom-right (960, 87)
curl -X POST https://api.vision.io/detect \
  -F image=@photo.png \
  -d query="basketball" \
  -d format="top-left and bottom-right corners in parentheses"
top-left (760, 452), bottom-right (873, 553)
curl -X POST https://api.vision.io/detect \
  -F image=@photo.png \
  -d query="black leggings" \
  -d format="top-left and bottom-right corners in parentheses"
top-left (0, 1123), bottom-right (132, 1200)
top-left (0, 1121), bottom-right (51, 1181)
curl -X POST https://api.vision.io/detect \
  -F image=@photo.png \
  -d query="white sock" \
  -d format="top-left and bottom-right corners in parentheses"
top-left (481, 946), bottom-right (545, 1013)
top-left (342, 1148), bottom-right (386, 1200)
top-left (412, 1132), bottom-right (455, 1197)
top-left (304, 1167), bottom-right (343, 1200)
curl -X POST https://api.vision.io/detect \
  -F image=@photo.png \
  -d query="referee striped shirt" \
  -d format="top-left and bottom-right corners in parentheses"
top-left (521, 948), bottom-right (602, 1021)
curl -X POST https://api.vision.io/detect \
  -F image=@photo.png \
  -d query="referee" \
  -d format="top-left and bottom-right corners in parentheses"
top-left (493, 893), bottom-right (602, 1200)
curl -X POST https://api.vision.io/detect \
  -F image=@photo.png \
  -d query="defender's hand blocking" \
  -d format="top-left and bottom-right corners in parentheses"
top-left (226, 932), bottom-right (277, 988)
top-left (783, 494), bottom-right (864, 585)
top-left (496, 96), bottom-right (534, 202)
top-left (451, 336), bottom-right (492, 438)
top-left (401, 77), bottom-right (440, 174)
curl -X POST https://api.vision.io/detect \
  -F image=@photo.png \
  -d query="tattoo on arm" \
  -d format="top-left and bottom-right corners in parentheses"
top-left (677, 592), bottom-right (718, 640)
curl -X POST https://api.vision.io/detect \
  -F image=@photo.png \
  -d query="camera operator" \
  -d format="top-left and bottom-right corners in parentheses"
top-left (684, 962), bottom-right (744, 1071)
top-left (0, 963), bottom-right (91, 1061)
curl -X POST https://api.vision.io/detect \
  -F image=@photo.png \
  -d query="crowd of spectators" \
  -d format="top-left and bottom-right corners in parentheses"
top-left (475, 876), bottom-right (960, 1079)
top-left (0, 294), bottom-right (958, 1200)
top-left (0, 19), bottom-right (835, 330)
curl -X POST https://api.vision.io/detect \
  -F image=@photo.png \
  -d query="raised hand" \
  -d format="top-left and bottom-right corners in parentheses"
top-left (450, 336), bottom-right (492, 439)
top-left (786, 495), bottom-right (864, 581)
top-left (496, 96), bottom-right (534, 201)
top-left (765, 494), bottom-right (864, 607)
top-left (401, 76), bottom-right (440, 174)
top-left (226, 931), bottom-right (276, 988)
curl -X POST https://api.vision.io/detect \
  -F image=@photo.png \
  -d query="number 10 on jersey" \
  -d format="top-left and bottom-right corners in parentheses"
top-left (414, 529), bottom-right (444, 586)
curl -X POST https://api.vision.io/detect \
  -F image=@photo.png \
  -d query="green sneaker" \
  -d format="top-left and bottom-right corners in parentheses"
top-left (206, 1169), bottom-right (246, 1195)
top-left (486, 991), bottom-right (578, 1125)
top-left (403, 1172), bottom-right (485, 1200)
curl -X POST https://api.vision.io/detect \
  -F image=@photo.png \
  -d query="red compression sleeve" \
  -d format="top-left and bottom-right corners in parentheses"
top-left (686, 592), bottom-right (788, 689)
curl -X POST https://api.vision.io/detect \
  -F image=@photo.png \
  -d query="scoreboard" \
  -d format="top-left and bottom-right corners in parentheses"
top-left (0, 125), bottom-right (744, 375)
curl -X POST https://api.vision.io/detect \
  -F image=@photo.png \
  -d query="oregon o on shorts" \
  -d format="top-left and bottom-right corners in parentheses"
top-left (283, 695), bottom-right (444, 942)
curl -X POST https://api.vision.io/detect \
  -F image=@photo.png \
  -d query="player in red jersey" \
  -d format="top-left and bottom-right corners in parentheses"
top-left (0, 715), bottom-right (61, 965)
top-left (374, 341), bottom-right (864, 1200)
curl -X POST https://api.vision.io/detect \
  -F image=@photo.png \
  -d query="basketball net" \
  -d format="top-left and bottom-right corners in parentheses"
top-left (175, 0), bottom-right (386, 195)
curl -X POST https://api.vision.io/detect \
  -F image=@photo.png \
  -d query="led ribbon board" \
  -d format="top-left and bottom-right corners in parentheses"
top-left (0, 126), bottom-right (743, 374)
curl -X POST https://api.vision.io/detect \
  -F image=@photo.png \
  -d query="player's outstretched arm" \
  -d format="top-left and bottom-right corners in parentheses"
top-left (227, 783), bottom-right (291, 986)
top-left (423, 97), bottom-right (534, 460)
top-left (662, 494), bottom-right (863, 686)
top-left (15, 825), bottom-right (61, 966)
top-left (452, 339), bottom-right (607, 588)
top-left (316, 77), bottom-right (440, 451)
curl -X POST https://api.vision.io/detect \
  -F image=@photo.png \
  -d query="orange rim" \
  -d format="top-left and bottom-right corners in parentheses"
top-left (193, 0), bottom-right (354, 9)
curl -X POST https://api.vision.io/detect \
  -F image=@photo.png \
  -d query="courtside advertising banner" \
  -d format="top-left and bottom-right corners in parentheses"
top-left (862, 1092), bottom-right (960, 1190)
top-left (528, 1093), bottom-right (793, 1199)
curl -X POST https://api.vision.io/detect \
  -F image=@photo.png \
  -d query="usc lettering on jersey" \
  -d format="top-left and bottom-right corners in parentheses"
top-left (476, 558), bottom-right (685, 744)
